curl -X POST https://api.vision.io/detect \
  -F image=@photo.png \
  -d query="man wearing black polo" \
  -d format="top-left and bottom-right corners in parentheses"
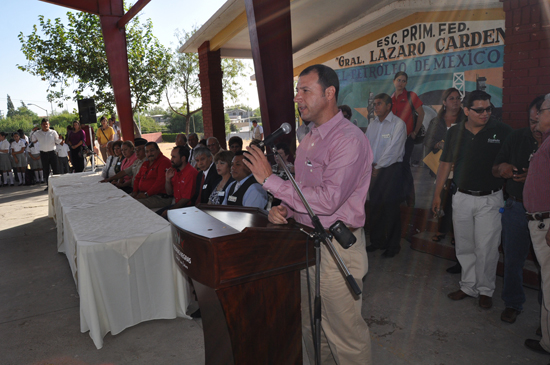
top-left (432, 90), bottom-right (511, 309)
top-left (492, 96), bottom-right (543, 323)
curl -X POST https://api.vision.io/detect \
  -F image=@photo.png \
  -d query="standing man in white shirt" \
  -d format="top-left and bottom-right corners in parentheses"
top-left (188, 133), bottom-right (200, 169)
top-left (30, 119), bottom-right (61, 189)
top-left (252, 120), bottom-right (264, 140)
top-left (365, 93), bottom-right (407, 258)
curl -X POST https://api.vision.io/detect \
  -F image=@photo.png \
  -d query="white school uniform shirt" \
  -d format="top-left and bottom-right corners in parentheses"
top-left (31, 129), bottom-right (61, 152)
top-left (29, 141), bottom-right (41, 155)
top-left (11, 140), bottom-right (27, 153)
top-left (56, 143), bottom-right (70, 158)
top-left (0, 140), bottom-right (10, 154)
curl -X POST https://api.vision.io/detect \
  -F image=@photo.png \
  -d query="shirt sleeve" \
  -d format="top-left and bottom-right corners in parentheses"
top-left (493, 132), bottom-right (513, 166)
top-left (376, 119), bottom-right (407, 169)
top-left (243, 183), bottom-right (269, 209)
top-left (146, 158), bottom-right (172, 196)
top-left (263, 133), bottom-right (371, 218)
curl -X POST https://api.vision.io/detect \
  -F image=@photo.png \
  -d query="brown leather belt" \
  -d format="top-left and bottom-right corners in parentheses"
top-left (526, 212), bottom-right (550, 221)
top-left (458, 188), bottom-right (501, 197)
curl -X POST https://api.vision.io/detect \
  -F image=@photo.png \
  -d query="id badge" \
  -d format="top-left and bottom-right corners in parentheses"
top-left (218, 191), bottom-right (225, 197)
top-left (203, 184), bottom-right (208, 189)
top-left (228, 195), bottom-right (237, 203)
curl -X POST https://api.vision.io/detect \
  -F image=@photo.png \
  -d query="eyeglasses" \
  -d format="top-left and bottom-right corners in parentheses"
top-left (469, 107), bottom-right (493, 114)
top-left (538, 108), bottom-right (550, 114)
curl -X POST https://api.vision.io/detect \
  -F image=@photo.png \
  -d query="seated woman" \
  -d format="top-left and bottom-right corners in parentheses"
top-left (273, 142), bottom-right (295, 179)
top-left (113, 141), bottom-right (137, 193)
top-left (101, 141), bottom-right (122, 179)
top-left (208, 150), bottom-right (235, 205)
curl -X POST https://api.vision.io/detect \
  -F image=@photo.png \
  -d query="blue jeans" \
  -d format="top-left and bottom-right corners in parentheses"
top-left (501, 199), bottom-right (532, 311)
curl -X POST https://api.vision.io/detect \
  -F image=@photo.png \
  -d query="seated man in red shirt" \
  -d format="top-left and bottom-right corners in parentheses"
top-left (158, 146), bottom-right (198, 218)
top-left (132, 142), bottom-right (173, 208)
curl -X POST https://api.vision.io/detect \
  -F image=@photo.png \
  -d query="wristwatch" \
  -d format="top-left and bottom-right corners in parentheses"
top-left (144, 192), bottom-right (149, 197)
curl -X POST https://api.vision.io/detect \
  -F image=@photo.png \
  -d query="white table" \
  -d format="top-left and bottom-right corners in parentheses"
top-left (50, 174), bottom-right (192, 349)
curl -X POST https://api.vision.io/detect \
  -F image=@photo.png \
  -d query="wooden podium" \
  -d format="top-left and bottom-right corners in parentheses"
top-left (168, 205), bottom-right (313, 365)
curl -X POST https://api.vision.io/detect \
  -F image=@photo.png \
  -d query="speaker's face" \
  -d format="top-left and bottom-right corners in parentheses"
top-left (41, 121), bottom-right (50, 131)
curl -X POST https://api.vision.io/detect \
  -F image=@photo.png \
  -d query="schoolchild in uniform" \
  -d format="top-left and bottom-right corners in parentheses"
top-left (28, 139), bottom-right (44, 184)
top-left (56, 135), bottom-right (71, 174)
top-left (0, 132), bottom-right (15, 186)
top-left (11, 132), bottom-right (27, 186)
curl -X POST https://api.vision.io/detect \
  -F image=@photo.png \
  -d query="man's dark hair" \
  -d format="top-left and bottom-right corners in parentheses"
top-left (145, 141), bottom-right (159, 150)
top-left (228, 136), bottom-right (243, 148)
top-left (176, 133), bottom-right (188, 144)
top-left (299, 64), bottom-right (340, 100)
top-left (374, 93), bottom-right (393, 107)
top-left (249, 138), bottom-right (265, 153)
top-left (113, 140), bottom-right (123, 150)
top-left (275, 142), bottom-right (290, 156)
top-left (234, 150), bottom-right (252, 165)
top-left (339, 105), bottom-right (352, 120)
top-left (188, 133), bottom-right (198, 139)
top-left (173, 145), bottom-right (190, 162)
top-left (465, 90), bottom-right (491, 109)
top-left (252, 120), bottom-right (258, 125)
top-left (41, 118), bottom-right (49, 124)
top-left (393, 71), bottom-right (408, 81)
top-left (529, 95), bottom-right (546, 112)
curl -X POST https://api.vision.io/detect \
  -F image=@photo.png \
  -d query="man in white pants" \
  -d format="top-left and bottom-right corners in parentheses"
top-left (432, 90), bottom-right (511, 309)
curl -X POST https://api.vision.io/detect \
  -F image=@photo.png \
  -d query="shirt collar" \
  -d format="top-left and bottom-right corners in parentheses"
top-left (236, 174), bottom-right (253, 184)
top-left (203, 161), bottom-right (214, 176)
top-left (313, 111), bottom-right (346, 140)
top-left (376, 111), bottom-right (395, 124)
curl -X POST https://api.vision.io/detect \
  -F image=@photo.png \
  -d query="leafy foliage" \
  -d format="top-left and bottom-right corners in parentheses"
top-left (18, 11), bottom-right (172, 114)
top-left (169, 28), bottom-right (250, 135)
top-left (7, 95), bottom-right (16, 118)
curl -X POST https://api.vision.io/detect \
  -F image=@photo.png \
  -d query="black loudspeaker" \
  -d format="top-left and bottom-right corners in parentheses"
top-left (78, 99), bottom-right (97, 124)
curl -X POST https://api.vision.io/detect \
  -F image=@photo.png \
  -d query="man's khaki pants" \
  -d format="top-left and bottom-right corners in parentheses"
top-left (301, 228), bottom-right (371, 364)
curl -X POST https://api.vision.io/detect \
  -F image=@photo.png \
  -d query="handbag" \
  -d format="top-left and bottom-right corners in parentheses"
top-left (407, 92), bottom-right (425, 144)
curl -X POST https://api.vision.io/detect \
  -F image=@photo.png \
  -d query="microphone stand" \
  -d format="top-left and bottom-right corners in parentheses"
top-left (269, 145), bottom-right (362, 365)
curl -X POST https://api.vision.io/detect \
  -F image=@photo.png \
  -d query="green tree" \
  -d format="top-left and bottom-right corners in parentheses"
top-left (7, 95), bottom-right (15, 118)
top-left (169, 28), bottom-right (250, 135)
top-left (18, 10), bottom-right (172, 114)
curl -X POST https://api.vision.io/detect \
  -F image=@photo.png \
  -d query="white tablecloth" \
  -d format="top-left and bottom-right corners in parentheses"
top-left (50, 174), bottom-right (192, 349)
top-left (48, 172), bottom-right (103, 220)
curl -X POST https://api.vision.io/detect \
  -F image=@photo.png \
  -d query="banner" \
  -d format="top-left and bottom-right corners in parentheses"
top-left (325, 20), bottom-right (505, 127)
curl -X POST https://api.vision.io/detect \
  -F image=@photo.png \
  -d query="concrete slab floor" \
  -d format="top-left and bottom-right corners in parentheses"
top-left (1, 183), bottom-right (549, 365)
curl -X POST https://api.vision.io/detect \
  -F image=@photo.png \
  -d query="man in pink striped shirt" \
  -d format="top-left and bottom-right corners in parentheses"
top-left (245, 64), bottom-right (373, 364)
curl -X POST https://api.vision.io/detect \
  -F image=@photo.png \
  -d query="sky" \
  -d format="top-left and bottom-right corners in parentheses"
top-left (0, 0), bottom-right (258, 118)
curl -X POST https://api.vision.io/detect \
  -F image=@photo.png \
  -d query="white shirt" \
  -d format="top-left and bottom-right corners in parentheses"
top-left (365, 111), bottom-right (407, 169)
top-left (252, 125), bottom-right (263, 139)
top-left (56, 143), bottom-right (70, 158)
top-left (112, 124), bottom-right (120, 141)
top-left (11, 140), bottom-right (27, 153)
top-left (189, 145), bottom-right (200, 168)
top-left (0, 140), bottom-right (9, 154)
top-left (31, 129), bottom-right (61, 152)
top-left (29, 141), bottom-right (41, 155)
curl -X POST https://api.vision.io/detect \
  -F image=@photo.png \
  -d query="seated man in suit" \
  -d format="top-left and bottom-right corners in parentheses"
top-left (222, 151), bottom-right (268, 209)
top-left (191, 146), bottom-right (220, 205)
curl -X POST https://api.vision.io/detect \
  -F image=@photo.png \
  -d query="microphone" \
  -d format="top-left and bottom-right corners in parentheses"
top-left (258, 122), bottom-right (292, 148)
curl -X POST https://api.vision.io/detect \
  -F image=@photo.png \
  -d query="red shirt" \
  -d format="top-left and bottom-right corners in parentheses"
top-left (171, 163), bottom-right (198, 203)
top-left (133, 153), bottom-right (172, 196)
top-left (524, 130), bottom-right (550, 213)
top-left (391, 89), bottom-right (423, 135)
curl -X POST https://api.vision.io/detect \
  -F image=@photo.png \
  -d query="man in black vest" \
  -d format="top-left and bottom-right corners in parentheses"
top-left (190, 147), bottom-right (219, 205)
top-left (222, 151), bottom-right (268, 208)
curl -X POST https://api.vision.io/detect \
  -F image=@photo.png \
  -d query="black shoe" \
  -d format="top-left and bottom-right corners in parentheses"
top-left (381, 250), bottom-right (397, 258)
top-left (501, 308), bottom-right (521, 323)
top-left (446, 262), bottom-right (461, 274)
top-left (366, 245), bottom-right (381, 252)
top-left (524, 339), bottom-right (550, 354)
